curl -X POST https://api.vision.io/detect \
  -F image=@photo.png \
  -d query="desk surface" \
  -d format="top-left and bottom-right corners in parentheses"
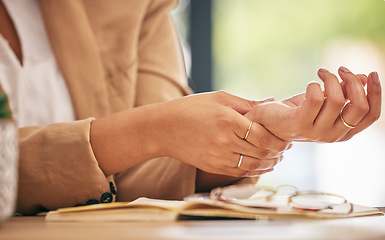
top-left (1, 215), bottom-right (385, 240)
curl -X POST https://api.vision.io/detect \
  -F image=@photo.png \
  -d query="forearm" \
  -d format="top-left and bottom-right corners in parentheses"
top-left (90, 102), bottom-right (167, 176)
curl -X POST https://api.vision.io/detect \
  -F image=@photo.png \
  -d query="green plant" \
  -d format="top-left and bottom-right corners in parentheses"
top-left (0, 92), bottom-right (12, 118)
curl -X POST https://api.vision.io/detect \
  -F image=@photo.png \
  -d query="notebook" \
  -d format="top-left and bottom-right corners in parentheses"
top-left (46, 196), bottom-right (383, 222)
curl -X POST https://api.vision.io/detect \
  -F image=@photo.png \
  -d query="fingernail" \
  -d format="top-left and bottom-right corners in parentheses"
top-left (372, 72), bottom-right (380, 84)
top-left (279, 155), bottom-right (284, 162)
top-left (286, 143), bottom-right (293, 150)
top-left (339, 66), bottom-right (350, 73)
top-left (263, 97), bottom-right (275, 102)
top-left (319, 68), bottom-right (328, 72)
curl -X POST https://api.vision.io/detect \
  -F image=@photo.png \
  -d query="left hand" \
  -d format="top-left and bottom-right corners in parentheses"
top-left (245, 67), bottom-right (382, 142)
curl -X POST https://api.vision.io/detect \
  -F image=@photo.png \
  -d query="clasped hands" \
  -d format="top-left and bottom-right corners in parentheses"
top-left (160, 67), bottom-right (381, 178)
top-left (93, 66), bottom-right (381, 179)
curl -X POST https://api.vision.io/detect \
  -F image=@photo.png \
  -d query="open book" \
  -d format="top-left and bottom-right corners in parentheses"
top-left (46, 196), bottom-right (383, 222)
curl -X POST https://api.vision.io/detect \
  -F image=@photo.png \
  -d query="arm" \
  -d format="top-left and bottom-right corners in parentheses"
top-left (17, 119), bottom-right (114, 215)
top-left (103, 0), bottom-right (291, 200)
top-left (245, 67), bottom-right (381, 142)
top-left (91, 91), bottom-right (290, 179)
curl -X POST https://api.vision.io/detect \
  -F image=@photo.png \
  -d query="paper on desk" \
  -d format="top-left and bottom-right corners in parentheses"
top-left (46, 197), bottom-right (383, 222)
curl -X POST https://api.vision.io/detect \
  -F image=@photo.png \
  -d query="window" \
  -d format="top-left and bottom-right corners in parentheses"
top-left (173, 0), bottom-right (385, 207)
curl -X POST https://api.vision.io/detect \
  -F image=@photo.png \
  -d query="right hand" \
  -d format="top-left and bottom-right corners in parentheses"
top-left (244, 67), bottom-right (381, 142)
top-left (154, 91), bottom-right (291, 177)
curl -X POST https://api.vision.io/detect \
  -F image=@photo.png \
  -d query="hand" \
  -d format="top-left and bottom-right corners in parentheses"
top-left (91, 91), bottom-right (291, 178)
top-left (245, 67), bottom-right (381, 142)
top-left (155, 91), bottom-right (291, 177)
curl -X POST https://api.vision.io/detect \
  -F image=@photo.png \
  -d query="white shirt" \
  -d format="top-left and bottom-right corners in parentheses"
top-left (0, 0), bottom-right (75, 127)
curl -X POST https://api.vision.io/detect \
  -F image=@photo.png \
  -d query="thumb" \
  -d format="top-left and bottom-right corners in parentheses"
top-left (222, 92), bottom-right (275, 114)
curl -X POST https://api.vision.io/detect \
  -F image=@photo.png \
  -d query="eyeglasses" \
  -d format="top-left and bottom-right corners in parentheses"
top-left (186, 184), bottom-right (353, 214)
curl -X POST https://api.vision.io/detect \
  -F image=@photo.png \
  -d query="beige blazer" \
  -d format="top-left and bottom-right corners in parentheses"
top-left (16, 0), bottom-right (196, 215)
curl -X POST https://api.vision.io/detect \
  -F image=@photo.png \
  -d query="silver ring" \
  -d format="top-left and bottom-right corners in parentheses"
top-left (237, 154), bottom-right (244, 168)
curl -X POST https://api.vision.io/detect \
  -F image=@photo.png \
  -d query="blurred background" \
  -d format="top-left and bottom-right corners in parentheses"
top-left (172, 0), bottom-right (385, 207)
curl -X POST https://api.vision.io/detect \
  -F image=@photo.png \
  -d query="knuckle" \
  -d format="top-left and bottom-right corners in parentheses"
top-left (256, 135), bottom-right (271, 149)
top-left (246, 100), bottom-right (260, 109)
top-left (356, 103), bottom-right (370, 115)
top-left (329, 97), bottom-right (346, 109)
top-left (215, 90), bottom-right (229, 99)
top-left (216, 115), bottom-right (233, 128)
top-left (308, 95), bottom-right (324, 107)
top-left (213, 135), bottom-right (231, 148)
top-left (305, 92), bottom-right (324, 109)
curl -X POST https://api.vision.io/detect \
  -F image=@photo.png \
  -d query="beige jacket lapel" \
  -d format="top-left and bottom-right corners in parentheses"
top-left (38, 0), bottom-right (110, 119)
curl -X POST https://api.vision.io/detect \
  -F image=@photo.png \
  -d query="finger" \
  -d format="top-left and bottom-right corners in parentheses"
top-left (218, 167), bottom-right (249, 178)
top-left (230, 137), bottom-right (282, 162)
top-left (314, 68), bottom-right (346, 129)
top-left (235, 154), bottom-right (281, 171)
top-left (202, 159), bottom-right (249, 177)
top-left (215, 91), bottom-right (264, 115)
top-left (243, 168), bottom-right (274, 177)
top-left (333, 67), bottom-right (369, 132)
top-left (339, 72), bottom-right (381, 141)
top-left (283, 92), bottom-right (306, 107)
top-left (297, 82), bottom-right (324, 125)
top-left (357, 74), bottom-right (368, 87)
top-left (218, 166), bottom-right (274, 178)
top-left (231, 113), bottom-right (288, 161)
top-left (239, 121), bottom-right (291, 153)
top-left (340, 74), bottom-right (367, 99)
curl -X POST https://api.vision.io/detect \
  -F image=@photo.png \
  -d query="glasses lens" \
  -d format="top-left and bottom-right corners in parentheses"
top-left (210, 185), bottom-right (273, 200)
top-left (290, 193), bottom-right (346, 210)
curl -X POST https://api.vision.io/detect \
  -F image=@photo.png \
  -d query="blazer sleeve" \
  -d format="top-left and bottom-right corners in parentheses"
top-left (114, 0), bottom-right (196, 202)
top-left (134, 0), bottom-right (193, 107)
top-left (17, 118), bottom-right (115, 215)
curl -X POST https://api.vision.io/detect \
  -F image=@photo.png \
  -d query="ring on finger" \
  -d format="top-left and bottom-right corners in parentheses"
top-left (340, 111), bottom-right (355, 129)
top-left (237, 154), bottom-right (244, 168)
top-left (243, 121), bottom-right (253, 140)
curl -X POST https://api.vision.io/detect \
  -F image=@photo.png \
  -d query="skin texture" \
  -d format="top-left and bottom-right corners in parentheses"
top-left (245, 67), bottom-right (381, 142)
top-left (90, 91), bottom-right (291, 178)
top-left (0, 1), bottom-right (22, 64)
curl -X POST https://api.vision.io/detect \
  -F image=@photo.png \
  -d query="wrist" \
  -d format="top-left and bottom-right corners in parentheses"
top-left (90, 103), bottom-right (167, 175)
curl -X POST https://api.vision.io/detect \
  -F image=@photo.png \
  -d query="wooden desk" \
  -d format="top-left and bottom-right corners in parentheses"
top-left (1, 215), bottom-right (385, 240)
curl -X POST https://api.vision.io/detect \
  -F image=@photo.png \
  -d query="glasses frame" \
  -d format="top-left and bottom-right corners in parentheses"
top-left (208, 184), bottom-right (353, 214)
